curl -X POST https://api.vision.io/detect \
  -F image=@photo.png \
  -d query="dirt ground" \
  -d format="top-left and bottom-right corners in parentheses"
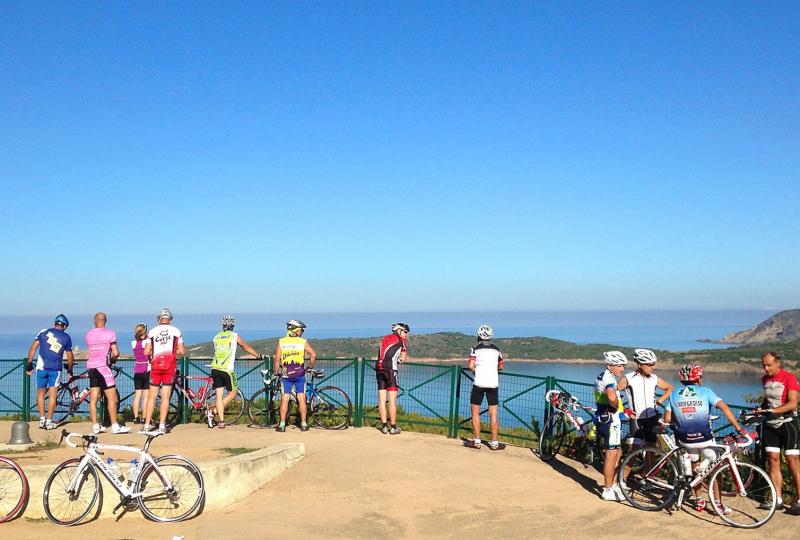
top-left (0, 421), bottom-right (797, 539)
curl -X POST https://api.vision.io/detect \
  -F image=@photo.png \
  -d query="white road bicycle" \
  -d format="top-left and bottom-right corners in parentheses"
top-left (43, 429), bottom-right (205, 525)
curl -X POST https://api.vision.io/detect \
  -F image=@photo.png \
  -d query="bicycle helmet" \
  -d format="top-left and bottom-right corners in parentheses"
top-left (391, 322), bottom-right (410, 334)
top-left (603, 351), bottom-right (628, 366)
top-left (54, 314), bottom-right (69, 327)
top-left (633, 348), bottom-right (658, 365)
top-left (477, 324), bottom-right (493, 340)
top-left (157, 308), bottom-right (173, 321)
top-left (222, 315), bottom-right (236, 330)
top-left (286, 319), bottom-right (306, 336)
top-left (678, 363), bottom-right (704, 383)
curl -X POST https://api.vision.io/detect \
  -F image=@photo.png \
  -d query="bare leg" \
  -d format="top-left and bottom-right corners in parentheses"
top-left (158, 385), bottom-right (172, 426)
top-left (89, 387), bottom-right (101, 425)
top-left (377, 389), bottom-right (388, 424)
top-left (46, 386), bottom-right (58, 419)
top-left (603, 448), bottom-right (622, 489)
top-left (767, 451), bottom-right (783, 500)
top-left (488, 405), bottom-right (499, 441)
top-left (388, 390), bottom-right (398, 425)
top-left (786, 454), bottom-right (800, 500)
top-left (144, 386), bottom-right (159, 426)
top-left (280, 393), bottom-right (291, 423)
top-left (215, 386), bottom-right (226, 423)
top-left (470, 403), bottom-right (481, 439)
top-left (133, 389), bottom-right (142, 419)
top-left (104, 387), bottom-right (118, 425)
top-left (36, 388), bottom-right (46, 418)
top-left (298, 393), bottom-right (307, 423)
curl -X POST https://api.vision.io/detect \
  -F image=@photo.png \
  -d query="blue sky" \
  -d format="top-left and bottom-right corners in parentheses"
top-left (1, 2), bottom-right (798, 315)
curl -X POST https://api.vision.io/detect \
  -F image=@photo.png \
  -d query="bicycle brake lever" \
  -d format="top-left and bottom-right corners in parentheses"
top-left (59, 429), bottom-right (68, 445)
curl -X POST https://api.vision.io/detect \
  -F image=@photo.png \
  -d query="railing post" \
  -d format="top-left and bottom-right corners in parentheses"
top-left (447, 365), bottom-right (460, 438)
top-left (353, 357), bottom-right (362, 428)
top-left (356, 358), bottom-right (367, 428)
top-left (180, 356), bottom-right (189, 425)
top-left (21, 360), bottom-right (30, 421)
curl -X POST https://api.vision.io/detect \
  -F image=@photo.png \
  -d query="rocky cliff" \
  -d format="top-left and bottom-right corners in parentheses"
top-left (719, 309), bottom-right (800, 344)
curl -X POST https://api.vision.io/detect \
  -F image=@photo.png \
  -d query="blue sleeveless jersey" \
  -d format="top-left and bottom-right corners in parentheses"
top-left (668, 385), bottom-right (721, 443)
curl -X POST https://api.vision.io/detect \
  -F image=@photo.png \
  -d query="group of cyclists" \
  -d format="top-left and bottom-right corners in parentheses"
top-left (590, 348), bottom-right (800, 515)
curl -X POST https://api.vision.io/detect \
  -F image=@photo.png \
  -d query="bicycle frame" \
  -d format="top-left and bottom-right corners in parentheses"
top-left (172, 371), bottom-right (214, 410)
top-left (544, 390), bottom-right (596, 437)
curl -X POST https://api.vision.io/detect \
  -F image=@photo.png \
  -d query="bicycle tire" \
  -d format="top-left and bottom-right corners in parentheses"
top-left (164, 386), bottom-right (182, 428)
top-left (206, 389), bottom-right (245, 425)
top-left (310, 386), bottom-right (352, 429)
top-left (52, 385), bottom-right (78, 425)
top-left (247, 386), bottom-right (280, 427)
top-left (136, 454), bottom-right (205, 522)
top-left (708, 462), bottom-right (776, 528)
top-left (42, 458), bottom-right (101, 526)
top-left (538, 413), bottom-right (567, 461)
top-left (0, 456), bottom-right (29, 523)
top-left (617, 447), bottom-right (679, 511)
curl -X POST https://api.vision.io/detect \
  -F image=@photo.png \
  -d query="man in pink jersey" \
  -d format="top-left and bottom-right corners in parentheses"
top-left (85, 312), bottom-right (130, 434)
top-left (144, 308), bottom-right (184, 433)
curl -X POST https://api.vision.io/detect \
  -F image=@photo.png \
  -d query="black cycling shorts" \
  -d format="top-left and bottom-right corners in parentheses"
top-left (88, 367), bottom-right (115, 390)
top-left (376, 369), bottom-right (399, 391)
top-left (632, 415), bottom-right (660, 444)
top-left (763, 419), bottom-right (800, 455)
top-left (470, 386), bottom-right (499, 407)
top-left (211, 369), bottom-right (237, 392)
top-left (133, 372), bottom-right (150, 390)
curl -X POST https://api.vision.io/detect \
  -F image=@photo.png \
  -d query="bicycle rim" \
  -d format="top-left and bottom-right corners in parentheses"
top-left (310, 386), bottom-right (352, 429)
top-left (52, 386), bottom-right (76, 425)
top-left (0, 457), bottom-right (28, 523)
top-left (136, 455), bottom-right (205, 522)
top-left (618, 447), bottom-right (678, 511)
top-left (247, 387), bottom-right (280, 427)
top-left (538, 414), bottom-right (566, 461)
top-left (42, 458), bottom-right (101, 526)
top-left (207, 390), bottom-right (245, 425)
top-left (708, 462), bottom-right (776, 528)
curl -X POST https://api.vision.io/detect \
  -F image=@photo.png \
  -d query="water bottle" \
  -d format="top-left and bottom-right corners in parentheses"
top-left (575, 416), bottom-right (586, 437)
top-left (79, 388), bottom-right (90, 400)
top-left (587, 423), bottom-right (597, 441)
top-left (107, 458), bottom-right (122, 481)
top-left (681, 452), bottom-right (693, 477)
top-left (126, 459), bottom-right (139, 484)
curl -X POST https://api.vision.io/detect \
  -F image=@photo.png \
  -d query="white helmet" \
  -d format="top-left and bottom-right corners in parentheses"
top-left (477, 325), bottom-right (493, 340)
top-left (391, 322), bottom-right (410, 334)
top-left (633, 348), bottom-right (658, 365)
top-left (222, 315), bottom-right (236, 329)
top-left (603, 351), bottom-right (628, 366)
top-left (157, 308), bottom-right (173, 321)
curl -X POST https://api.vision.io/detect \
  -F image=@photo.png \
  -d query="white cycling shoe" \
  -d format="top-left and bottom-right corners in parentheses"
top-left (112, 423), bottom-right (131, 434)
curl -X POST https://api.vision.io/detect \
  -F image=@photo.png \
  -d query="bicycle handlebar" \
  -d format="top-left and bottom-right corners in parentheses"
top-left (62, 430), bottom-right (97, 448)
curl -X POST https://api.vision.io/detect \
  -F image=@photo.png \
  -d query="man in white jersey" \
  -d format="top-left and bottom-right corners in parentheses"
top-left (617, 348), bottom-right (673, 447)
top-left (209, 315), bottom-right (261, 429)
top-left (465, 325), bottom-right (504, 450)
top-left (143, 308), bottom-right (184, 433)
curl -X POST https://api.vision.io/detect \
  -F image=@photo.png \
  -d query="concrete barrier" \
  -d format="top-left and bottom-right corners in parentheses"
top-left (19, 443), bottom-right (304, 520)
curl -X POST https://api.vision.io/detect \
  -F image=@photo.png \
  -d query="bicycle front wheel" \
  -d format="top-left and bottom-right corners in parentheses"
top-left (43, 458), bottom-right (101, 526)
top-left (538, 413), bottom-right (567, 461)
top-left (136, 455), bottom-right (205, 522)
top-left (618, 447), bottom-right (678, 511)
top-left (708, 461), bottom-right (776, 528)
top-left (0, 456), bottom-right (28, 523)
top-left (206, 390), bottom-right (245, 425)
top-left (310, 386), bottom-right (352, 429)
top-left (247, 386), bottom-right (280, 427)
top-left (52, 386), bottom-right (77, 425)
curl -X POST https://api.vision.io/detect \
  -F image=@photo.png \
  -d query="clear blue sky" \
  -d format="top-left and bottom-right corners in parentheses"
top-left (1, 2), bottom-right (798, 315)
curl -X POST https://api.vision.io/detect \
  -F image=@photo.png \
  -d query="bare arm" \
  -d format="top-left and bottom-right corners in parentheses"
top-left (656, 378), bottom-right (673, 406)
top-left (604, 386), bottom-right (619, 410)
top-left (305, 342), bottom-right (316, 369)
top-left (274, 344), bottom-right (282, 374)
top-left (176, 340), bottom-right (185, 356)
top-left (468, 357), bottom-right (476, 372)
top-left (65, 351), bottom-right (75, 374)
top-left (110, 342), bottom-right (120, 360)
top-left (237, 334), bottom-right (260, 358)
top-left (767, 389), bottom-right (798, 416)
top-left (144, 340), bottom-right (153, 356)
top-left (26, 340), bottom-right (39, 374)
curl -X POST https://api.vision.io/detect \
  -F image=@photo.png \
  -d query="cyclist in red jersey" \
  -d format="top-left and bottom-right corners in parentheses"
top-left (376, 323), bottom-right (408, 435)
top-left (756, 351), bottom-right (800, 514)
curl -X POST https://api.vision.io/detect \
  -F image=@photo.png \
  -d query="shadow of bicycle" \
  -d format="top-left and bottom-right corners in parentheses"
top-left (530, 448), bottom-right (600, 496)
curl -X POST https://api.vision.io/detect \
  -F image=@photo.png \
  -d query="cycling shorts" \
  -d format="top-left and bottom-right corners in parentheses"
top-left (212, 369), bottom-right (238, 393)
top-left (763, 419), bottom-right (800, 456)
top-left (679, 439), bottom-right (717, 463)
top-left (282, 376), bottom-right (305, 395)
top-left (376, 369), bottom-right (399, 392)
top-left (36, 368), bottom-right (60, 389)
top-left (631, 415), bottom-right (661, 444)
top-left (88, 366), bottom-right (116, 390)
top-left (596, 411), bottom-right (622, 450)
top-left (150, 366), bottom-right (176, 388)
top-left (470, 386), bottom-right (499, 406)
top-left (133, 372), bottom-right (150, 390)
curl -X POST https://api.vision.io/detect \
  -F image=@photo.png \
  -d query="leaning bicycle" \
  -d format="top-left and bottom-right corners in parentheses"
top-left (0, 455), bottom-right (28, 522)
top-left (246, 368), bottom-right (352, 429)
top-left (43, 429), bottom-right (205, 525)
top-left (52, 367), bottom-right (122, 426)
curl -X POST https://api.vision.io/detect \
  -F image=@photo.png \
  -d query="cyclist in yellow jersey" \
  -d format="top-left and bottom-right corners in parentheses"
top-left (210, 315), bottom-right (261, 429)
top-left (274, 319), bottom-right (316, 432)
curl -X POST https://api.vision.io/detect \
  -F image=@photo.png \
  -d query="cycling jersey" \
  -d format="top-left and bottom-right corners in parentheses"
top-left (278, 336), bottom-right (306, 366)
top-left (377, 333), bottom-right (406, 372)
top-left (211, 330), bottom-right (239, 372)
top-left (34, 327), bottom-right (73, 371)
top-left (85, 327), bottom-right (116, 369)
top-left (762, 369), bottom-right (800, 426)
top-left (624, 370), bottom-right (660, 420)
top-left (131, 339), bottom-right (150, 374)
top-left (668, 384), bottom-right (721, 444)
top-left (594, 368), bottom-right (623, 415)
top-left (470, 341), bottom-right (504, 389)
top-left (147, 324), bottom-right (183, 372)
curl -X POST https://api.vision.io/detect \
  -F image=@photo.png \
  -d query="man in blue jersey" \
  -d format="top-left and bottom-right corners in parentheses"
top-left (595, 351), bottom-right (628, 501)
top-left (26, 314), bottom-right (75, 430)
top-left (668, 363), bottom-right (745, 514)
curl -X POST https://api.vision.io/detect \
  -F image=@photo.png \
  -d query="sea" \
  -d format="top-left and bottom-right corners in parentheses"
top-left (0, 310), bottom-right (775, 404)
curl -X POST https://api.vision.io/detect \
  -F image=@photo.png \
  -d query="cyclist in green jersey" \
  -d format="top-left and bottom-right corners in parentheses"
top-left (210, 315), bottom-right (261, 428)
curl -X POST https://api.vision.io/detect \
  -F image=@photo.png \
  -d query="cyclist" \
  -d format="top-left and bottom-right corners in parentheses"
top-left (756, 351), bottom-right (800, 514)
top-left (668, 363), bottom-right (745, 514)
top-left (595, 351), bottom-right (628, 501)
top-left (465, 325), bottom-right (504, 450)
top-left (85, 312), bottom-right (130, 434)
top-left (143, 308), bottom-right (184, 433)
top-left (26, 314), bottom-right (74, 430)
top-left (376, 322), bottom-right (409, 435)
top-left (617, 348), bottom-right (673, 448)
top-left (130, 323), bottom-right (150, 424)
top-left (210, 315), bottom-right (261, 429)
top-left (274, 320), bottom-right (316, 432)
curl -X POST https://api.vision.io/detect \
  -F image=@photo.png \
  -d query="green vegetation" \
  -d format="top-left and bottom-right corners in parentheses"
top-left (218, 447), bottom-right (259, 456)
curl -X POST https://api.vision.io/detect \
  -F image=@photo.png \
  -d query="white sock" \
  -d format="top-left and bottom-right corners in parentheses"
top-left (474, 438), bottom-right (481, 444)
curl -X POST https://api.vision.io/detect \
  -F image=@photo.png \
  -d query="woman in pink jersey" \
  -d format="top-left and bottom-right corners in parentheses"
top-left (130, 323), bottom-right (150, 424)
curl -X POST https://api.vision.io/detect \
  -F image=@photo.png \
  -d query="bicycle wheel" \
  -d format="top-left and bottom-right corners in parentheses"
top-left (42, 458), bottom-right (101, 526)
top-left (538, 413), bottom-right (568, 461)
top-left (136, 454), bottom-right (205, 522)
top-left (52, 386), bottom-right (78, 425)
top-left (247, 387), bottom-right (280, 427)
top-left (0, 457), bottom-right (28, 523)
top-left (708, 462), bottom-right (776, 528)
top-left (310, 386), bottom-right (352, 429)
top-left (164, 386), bottom-right (182, 428)
top-left (206, 389), bottom-right (245, 425)
top-left (618, 447), bottom-right (678, 511)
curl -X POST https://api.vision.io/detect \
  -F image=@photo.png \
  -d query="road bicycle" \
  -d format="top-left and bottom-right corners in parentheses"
top-left (52, 366), bottom-right (123, 426)
top-left (618, 428), bottom-right (776, 528)
top-left (0, 456), bottom-right (28, 522)
top-left (165, 366), bottom-right (245, 428)
top-left (42, 429), bottom-right (205, 525)
top-left (539, 389), bottom-right (632, 467)
top-left (246, 368), bottom-right (352, 429)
